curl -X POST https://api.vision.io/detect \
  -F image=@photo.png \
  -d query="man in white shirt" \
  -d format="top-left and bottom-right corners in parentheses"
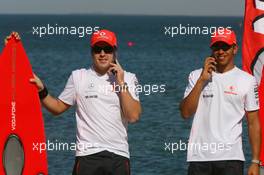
top-left (30, 29), bottom-right (142, 175)
top-left (180, 28), bottom-right (261, 175)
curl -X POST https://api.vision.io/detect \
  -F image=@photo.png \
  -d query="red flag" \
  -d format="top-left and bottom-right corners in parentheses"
top-left (242, 0), bottom-right (264, 164)
top-left (260, 69), bottom-right (264, 164)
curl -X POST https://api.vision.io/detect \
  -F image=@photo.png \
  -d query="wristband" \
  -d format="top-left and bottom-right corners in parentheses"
top-left (39, 86), bottom-right (48, 100)
top-left (252, 159), bottom-right (260, 165)
top-left (120, 82), bottom-right (128, 92)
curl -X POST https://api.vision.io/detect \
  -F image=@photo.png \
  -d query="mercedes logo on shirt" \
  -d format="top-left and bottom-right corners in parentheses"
top-left (88, 83), bottom-right (94, 89)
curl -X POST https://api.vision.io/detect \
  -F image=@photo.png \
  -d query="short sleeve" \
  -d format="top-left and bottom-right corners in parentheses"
top-left (58, 74), bottom-right (76, 106)
top-left (183, 71), bottom-right (196, 98)
top-left (128, 74), bottom-right (140, 101)
top-left (244, 77), bottom-right (259, 111)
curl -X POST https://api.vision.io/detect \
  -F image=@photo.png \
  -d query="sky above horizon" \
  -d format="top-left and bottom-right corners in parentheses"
top-left (0, 0), bottom-right (245, 16)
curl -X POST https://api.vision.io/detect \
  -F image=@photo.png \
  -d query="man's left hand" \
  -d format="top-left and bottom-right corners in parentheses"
top-left (248, 163), bottom-right (259, 175)
top-left (4, 31), bottom-right (21, 45)
top-left (108, 59), bottom-right (125, 85)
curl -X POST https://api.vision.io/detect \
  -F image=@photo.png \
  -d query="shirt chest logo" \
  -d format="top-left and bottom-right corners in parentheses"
top-left (224, 85), bottom-right (238, 95)
top-left (88, 83), bottom-right (94, 89)
top-left (84, 82), bottom-right (98, 99)
top-left (202, 83), bottom-right (214, 98)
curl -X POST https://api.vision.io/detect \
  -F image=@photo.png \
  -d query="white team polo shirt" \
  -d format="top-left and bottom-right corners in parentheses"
top-left (184, 66), bottom-right (259, 162)
top-left (59, 67), bottom-right (139, 158)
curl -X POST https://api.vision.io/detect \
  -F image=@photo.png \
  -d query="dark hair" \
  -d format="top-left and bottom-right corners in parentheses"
top-left (113, 47), bottom-right (118, 60)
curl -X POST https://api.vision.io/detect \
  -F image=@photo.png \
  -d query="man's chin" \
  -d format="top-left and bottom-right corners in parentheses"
top-left (96, 65), bottom-right (110, 72)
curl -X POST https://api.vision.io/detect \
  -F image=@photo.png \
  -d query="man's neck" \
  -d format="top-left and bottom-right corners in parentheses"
top-left (92, 66), bottom-right (108, 75)
top-left (216, 64), bottom-right (235, 73)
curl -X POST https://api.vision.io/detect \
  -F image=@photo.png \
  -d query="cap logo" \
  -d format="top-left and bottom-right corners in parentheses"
top-left (99, 32), bottom-right (106, 36)
top-left (97, 31), bottom-right (110, 40)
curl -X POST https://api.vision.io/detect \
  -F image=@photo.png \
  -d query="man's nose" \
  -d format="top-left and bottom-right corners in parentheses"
top-left (100, 49), bottom-right (106, 56)
top-left (218, 49), bottom-right (225, 54)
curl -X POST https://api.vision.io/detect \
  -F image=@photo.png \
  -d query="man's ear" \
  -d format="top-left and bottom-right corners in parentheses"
top-left (233, 44), bottom-right (238, 55)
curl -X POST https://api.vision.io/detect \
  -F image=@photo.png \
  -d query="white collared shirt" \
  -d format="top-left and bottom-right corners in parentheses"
top-left (184, 66), bottom-right (259, 161)
top-left (59, 67), bottom-right (139, 158)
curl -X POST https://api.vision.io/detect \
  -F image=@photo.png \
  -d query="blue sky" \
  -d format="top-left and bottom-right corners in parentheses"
top-left (0, 0), bottom-right (245, 16)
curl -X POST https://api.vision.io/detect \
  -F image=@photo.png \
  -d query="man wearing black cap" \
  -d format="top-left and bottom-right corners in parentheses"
top-left (180, 28), bottom-right (261, 175)
top-left (30, 29), bottom-right (142, 175)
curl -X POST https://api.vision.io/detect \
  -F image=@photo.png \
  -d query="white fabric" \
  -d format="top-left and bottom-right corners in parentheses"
top-left (59, 67), bottom-right (139, 158)
top-left (184, 66), bottom-right (259, 162)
